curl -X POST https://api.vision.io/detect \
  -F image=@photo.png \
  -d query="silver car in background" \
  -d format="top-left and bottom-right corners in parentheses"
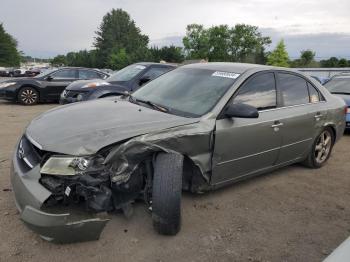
top-left (11, 63), bottom-right (346, 243)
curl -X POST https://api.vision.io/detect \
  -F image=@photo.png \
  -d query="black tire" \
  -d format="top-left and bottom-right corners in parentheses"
top-left (152, 152), bottom-right (184, 235)
top-left (17, 87), bottom-right (39, 105)
top-left (302, 127), bottom-right (334, 168)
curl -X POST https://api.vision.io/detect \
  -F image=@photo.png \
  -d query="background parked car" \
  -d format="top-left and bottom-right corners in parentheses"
top-left (0, 67), bottom-right (109, 105)
top-left (11, 68), bottom-right (27, 77)
top-left (59, 62), bottom-right (176, 104)
top-left (324, 74), bottom-right (350, 129)
top-left (0, 67), bottom-right (14, 77)
top-left (311, 75), bottom-right (330, 85)
top-left (25, 68), bottom-right (42, 77)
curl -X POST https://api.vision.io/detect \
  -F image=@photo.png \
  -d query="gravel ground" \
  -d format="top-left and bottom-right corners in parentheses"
top-left (0, 101), bottom-right (349, 262)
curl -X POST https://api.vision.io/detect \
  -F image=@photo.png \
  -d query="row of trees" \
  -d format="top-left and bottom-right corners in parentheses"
top-left (53, 9), bottom-right (347, 70)
top-left (1, 9), bottom-right (348, 69)
top-left (183, 24), bottom-right (271, 64)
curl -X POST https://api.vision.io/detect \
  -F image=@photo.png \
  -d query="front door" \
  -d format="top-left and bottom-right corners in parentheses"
top-left (211, 72), bottom-right (282, 185)
top-left (45, 69), bottom-right (78, 100)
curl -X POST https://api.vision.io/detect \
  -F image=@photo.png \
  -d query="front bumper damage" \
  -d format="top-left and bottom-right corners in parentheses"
top-left (11, 149), bottom-right (109, 244)
top-left (11, 117), bottom-right (216, 243)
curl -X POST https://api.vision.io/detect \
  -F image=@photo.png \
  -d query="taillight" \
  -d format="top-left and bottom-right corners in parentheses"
top-left (345, 106), bottom-right (349, 114)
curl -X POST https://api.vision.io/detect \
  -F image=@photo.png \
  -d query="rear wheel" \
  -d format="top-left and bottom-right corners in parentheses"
top-left (17, 87), bottom-right (39, 105)
top-left (302, 127), bottom-right (334, 168)
top-left (152, 153), bottom-right (183, 235)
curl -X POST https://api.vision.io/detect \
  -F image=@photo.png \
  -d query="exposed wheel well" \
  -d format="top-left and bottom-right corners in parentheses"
top-left (324, 125), bottom-right (336, 142)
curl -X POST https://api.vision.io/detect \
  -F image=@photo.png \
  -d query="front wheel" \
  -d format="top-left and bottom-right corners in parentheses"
top-left (152, 153), bottom-right (184, 235)
top-left (17, 87), bottom-right (39, 105)
top-left (302, 127), bottom-right (334, 168)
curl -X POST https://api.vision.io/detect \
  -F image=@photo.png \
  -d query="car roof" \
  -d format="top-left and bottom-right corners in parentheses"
top-left (136, 62), bottom-right (177, 68)
top-left (57, 67), bottom-right (104, 71)
top-left (182, 62), bottom-right (297, 74)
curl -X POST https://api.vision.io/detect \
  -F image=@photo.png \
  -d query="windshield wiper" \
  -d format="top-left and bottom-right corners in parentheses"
top-left (129, 96), bottom-right (168, 112)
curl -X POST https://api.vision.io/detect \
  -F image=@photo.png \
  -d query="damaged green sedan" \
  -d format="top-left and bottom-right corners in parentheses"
top-left (11, 63), bottom-right (346, 243)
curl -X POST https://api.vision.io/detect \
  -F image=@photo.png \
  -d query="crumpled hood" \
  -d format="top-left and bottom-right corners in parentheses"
top-left (26, 98), bottom-right (199, 155)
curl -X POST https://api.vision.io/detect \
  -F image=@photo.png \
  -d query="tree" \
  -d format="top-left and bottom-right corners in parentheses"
top-left (320, 57), bottom-right (339, 67)
top-left (94, 9), bottom-right (149, 69)
top-left (267, 40), bottom-right (289, 67)
top-left (338, 58), bottom-right (348, 67)
top-left (229, 24), bottom-right (271, 62)
top-left (0, 23), bottom-right (21, 67)
top-left (51, 55), bottom-right (67, 66)
top-left (149, 46), bottom-right (184, 63)
top-left (207, 25), bottom-right (231, 61)
top-left (182, 23), bottom-right (271, 63)
top-left (183, 24), bottom-right (210, 60)
top-left (300, 50), bottom-right (315, 66)
top-left (108, 48), bottom-right (130, 69)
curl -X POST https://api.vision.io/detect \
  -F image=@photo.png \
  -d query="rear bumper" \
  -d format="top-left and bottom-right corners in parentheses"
top-left (10, 141), bottom-right (109, 243)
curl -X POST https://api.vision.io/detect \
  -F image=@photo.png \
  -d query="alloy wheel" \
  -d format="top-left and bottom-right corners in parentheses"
top-left (314, 130), bottom-right (332, 164)
top-left (20, 89), bottom-right (38, 105)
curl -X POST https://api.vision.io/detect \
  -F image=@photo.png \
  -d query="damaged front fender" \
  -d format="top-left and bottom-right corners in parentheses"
top-left (105, 118), bottom-right (216, 185)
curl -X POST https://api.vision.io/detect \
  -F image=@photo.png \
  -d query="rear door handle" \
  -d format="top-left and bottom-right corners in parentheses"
top-left (271, 122), bottom-right (284, 128)
top-left (315, 113), bottom-right (323, 120)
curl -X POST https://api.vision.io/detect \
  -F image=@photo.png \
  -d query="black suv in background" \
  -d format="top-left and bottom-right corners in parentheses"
top-left (0, 67), bottom-right (109, 105)
top-left (60, 62), bottom-right (176, 104)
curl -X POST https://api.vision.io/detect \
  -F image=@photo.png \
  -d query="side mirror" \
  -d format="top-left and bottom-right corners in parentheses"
top-left (224, 103), bottom-right (259, 118)
top-left (46, 75), bottom-right (53, 81)
top-left (139, 76), bottom-right (151, 86)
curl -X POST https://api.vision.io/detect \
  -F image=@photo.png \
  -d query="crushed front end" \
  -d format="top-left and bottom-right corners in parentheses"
top-left (11, 135), bottom-right (152, 243)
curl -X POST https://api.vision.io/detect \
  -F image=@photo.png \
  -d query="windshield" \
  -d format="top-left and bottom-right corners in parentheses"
top-left (34, 68), bottom-right (56, 78)
top-left (324, 77), bottom-right (350, 94)
top-left (107, 64), bottom-right (146, 82)
top-left (132, 67), bottom-right (238, 117)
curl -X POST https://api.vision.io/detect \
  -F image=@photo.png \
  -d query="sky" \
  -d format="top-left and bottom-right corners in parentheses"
top-left (0, 0), bottom-right (349, 59)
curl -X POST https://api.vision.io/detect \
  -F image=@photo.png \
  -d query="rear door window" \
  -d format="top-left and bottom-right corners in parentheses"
top-left (278, 73), bottom-right (309, 106)
top-left (79, 70), bottom-right (103, 80)
top-left (233, 72), bottom-right (277, 111)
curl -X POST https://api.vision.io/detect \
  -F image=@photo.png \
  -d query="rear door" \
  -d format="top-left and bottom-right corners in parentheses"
top-left (275, 72), bottom-right (325, 164)
top-left (45, 69), bottom-right (78, 100)
top-left (211, 72), bottom-right (282, 185)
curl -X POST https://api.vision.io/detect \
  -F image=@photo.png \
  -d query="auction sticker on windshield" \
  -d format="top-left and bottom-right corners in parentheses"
top-left (212, 71), bottom-right (240, 79)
